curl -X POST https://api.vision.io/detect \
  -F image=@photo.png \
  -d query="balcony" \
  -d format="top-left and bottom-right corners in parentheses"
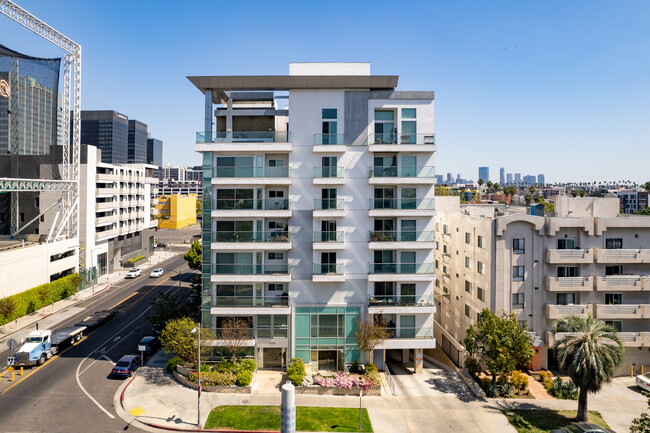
top-left (95, 201), bottom-right (116, 211)
top-left (96, 187), bottom-right (117, 197)
top-left (210, 231), bottom-right (291, 251)
top-left (368, 198), bottom-right (435, 217)
top-left (369, 230), bottom-right (435, 250)
top-left (368, 295), bottom-right (436, 314)
top-left (95, 227), bottom-right (117, 241)
top-left (313, 166), bottom-right (345, 185)
top-left (369, 166), bottom-right (436, 185)
top-left (210, 263), bottom-right (291, 283)
top-left (545, 331), bottom-right (648, 347)
top-left (196, 131), bottom-right (291, 153)
top-left (212, 198), bottom-right (291, 218)
top-left (313, 198), bottom-right (345, 217)
top-left (313, 263), bottom-right (345, 282)
top-left (369, 262), bottom-right (434, 283)
top-left (95, 214), bottom-right (118, 226)
top-left (368, 133), bottom-right (436, 153)
top-left (546, 249), bottom-right (594, 264)
top-left (210, 295), bottom-right (290, 315)
top-left (313, 134), bottom-right (346, 152)
top-left (546, 304), bottom-right (593, 319)
top-left (313, 231), bottom-right (345, 250)
top-left (212, 166), bottom-right (291, 186)
top-left (595, 304), bottom-right (650, 319)
top-left (595, 275), bottom-right (649, 291)
top-left (595, 248), bottom-right (650, 264)
top-left (546, 276), bottom-right (594, 292)
top-left (96, 172), bottom-right (117, 182)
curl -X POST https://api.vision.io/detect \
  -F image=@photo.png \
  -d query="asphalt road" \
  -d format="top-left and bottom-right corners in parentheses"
top-left (0, 254), bottom-right (193, 432)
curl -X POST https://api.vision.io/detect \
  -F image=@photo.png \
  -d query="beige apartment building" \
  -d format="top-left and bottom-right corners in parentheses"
top-left (434, 196), bottom-right (650, 376)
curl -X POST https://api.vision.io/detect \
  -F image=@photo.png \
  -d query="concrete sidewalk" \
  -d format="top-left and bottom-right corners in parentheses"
top-left (0, 247), bottom-right (182, 373)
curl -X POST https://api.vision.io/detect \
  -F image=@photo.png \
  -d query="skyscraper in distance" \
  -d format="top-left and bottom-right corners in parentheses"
top-left (538, 174), bottom-right (545, 185)
top-left (514, 173), bottom-right (521, 185)
top-left (500, 167), bottom-right (505, 186)
top-left (478, 166), bottom-right (489, 183)
top-left (507, 173), bottom-right (513, 184)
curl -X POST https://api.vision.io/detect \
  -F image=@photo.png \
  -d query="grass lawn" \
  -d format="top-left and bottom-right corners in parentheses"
top-left (502, 409), bottom-right (611, 433)
top-left (204, 405), bottom-right (373, 432)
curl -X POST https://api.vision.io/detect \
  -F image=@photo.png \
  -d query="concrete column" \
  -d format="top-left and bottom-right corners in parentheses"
top-left (402, 349), bottom-right (409, 363)
top-left (226, 97), bottom-right (233, 132)
top-left (204, 89), bottom-right (213, 142)
top-left (414, 349), bottom-right (423, 374)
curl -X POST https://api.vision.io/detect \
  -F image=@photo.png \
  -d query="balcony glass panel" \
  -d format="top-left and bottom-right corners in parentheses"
top-left (369, 166), bottom-right (435, 178)
top-left (314, 199), bottom-right (345, 210)
top-left (313, 263), bottom-right (345, 275)
top-left (211, 295), bottom-right (289, 307)
top-left (212, 231), bottom-right (290, 242)
top-left (196, 131), bottom-right (290, 143)
top-left (313, 231), bottom-right (345, 242)
top-left (369, 198), bottom-right (435, 210)
top-left (313, 134), bottom-right (345, 145)
top-left (211, 264), bottom-right (289, 274)
top-left (214, 166), bottom-right (290, 178)
top-left (369, 230), bottom-right (433, 242)
top-left (368, 133), bottom-right (435, 145)
top-left (214, 199), bottom-right (289, 210)
top-left (214, 328), bottom-right (255, 339)
top-left (313, 166), bottom-right (344, 178)
top-left (368, 262), bottom-right (434, 274)
top-left (385, 327), bottom-right (434, 339)
top-left (369, 295), bottom-right (434, 306)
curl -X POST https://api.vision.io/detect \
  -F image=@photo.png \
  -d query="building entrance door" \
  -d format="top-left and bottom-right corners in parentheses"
top-left (318, 350), bottom-right (337, 371)
top-left (261, 348), bottom-right (285, 368)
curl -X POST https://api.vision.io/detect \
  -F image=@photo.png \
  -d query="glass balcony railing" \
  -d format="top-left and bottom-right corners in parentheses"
top-left (213, 328), bottom-right (255, 339)
top-left (212, 231), bottom-right (290, 243)
top-left (369, 166), bottom-right (435, 178)
top-left (196, 131), bottom-right (290, 143)
top-left (369, 198), bottom-right (435, 210)
top-left (313, 166), bottom-right (344, 178)
top-left (313, 133), bottom-right (345, 145)
top-left (211, 295), bottom-right (288, 307)
top-left (368, 262), bottom-right (434, 274)
top-left (369, 295), bottom-right (434, 307)
top-left (313, 263), bottom-right (345, 275)
top-left (368, 133), bottom-right (435, 145)
top-left (314, 198), bottom-right (345, 210)
top-left (214, 198), bottom-right (290, 211)
top-left (211, 264), bottom-right (290, 275)
top-left (385, 326), bottom-right (434, 339)
top-left (369, 230), bottom-right (434, 242)
top-left (213, 166), bottom-right (290, 178)
top-left (313, 231), bottom-right (345, 242)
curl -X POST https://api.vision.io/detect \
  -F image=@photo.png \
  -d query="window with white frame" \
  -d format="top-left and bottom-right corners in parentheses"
top-left (512, 293), bottom-right (524, 308)
top-left (465, 256), bottom-right (473, 269)
top-left (465, 280), bottom-right (472, 294)
top-left (465, 304), bottom-right (471, 318)
top-left (478, 261), bottom-right (486, 275)
top-left (465, 232), bottom-right (472, 244)
top-left (477, 287), bottom-right (485, 301)
top-left (477, 235), bottom-right (486, 248)
top-left (513, 265), bottom-right (524, 281)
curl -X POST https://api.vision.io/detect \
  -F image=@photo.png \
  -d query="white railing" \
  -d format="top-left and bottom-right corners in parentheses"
top-left (384, 363), bottom-right (397, 396)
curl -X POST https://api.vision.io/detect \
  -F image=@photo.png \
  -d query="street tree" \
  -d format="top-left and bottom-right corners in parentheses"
top-left (524, 194), bottom-right (532, 205)
top-left (355, 318), bottom-right (389, 363)
top-left (552, 314), bottom-right (624, 422)
top-left (486, 181), bottom-right (493, 191)
top-left (160, 317), bottom-right (214, 366)
top-left (146, 291), bottom-right (184, 328)
top-left (0, 298), bottom-right (16, 333)
top-left (183, 240), bottom-right (202, 271)
top-left (220, 317), bottom-right (252, 359)
top-left (464, 309), bottom-right (535, 384)
top-left (478, 179), bottom-right (484, 187)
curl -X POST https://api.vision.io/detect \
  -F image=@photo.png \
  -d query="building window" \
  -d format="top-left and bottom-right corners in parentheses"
top-left (268, 252), bottom-right (283, 260)
top-left (465, 304), bottom-right (471, 318)
top-left (477, 235), bottom-right (486, 248)
top-left (605, 293), bottom-right (622, 305)
top-left (435, 260), bottom-right (439, 269)
top-left (477, 261), bottom-right (486, 275)
top-left (401, 108), bottom-right (416, 119)
top-left (443, 244), bottom-right (448, 254)
top-left (268, 283), bottom-right (284, 291)
top-left (374, 110), bottom-right (395, 144)
top-left (606, 265), bottom-right (623, 275)
top-left (443, 224), bottom-right (449, 234)
top-left (557, 238), bottom-right (575, 249)
top-left (605, 238), bottom-right (623, 249)
top-left (465, 280), bottom-right (472, 294)
top-left (477, 287), bottom-right (485, 302)
top-left (465, 232), bottom-right (472, 244)
top-left (322, 109), bottom-right (338, 144)
top-left (557, 293), bottom-right (576, 305)
top-left (465, 256), bottom-right (472, 269)
top-left (605, 320), bottom-right (622, 332)
top-left (513, 266), bottom-right (524, 281)
top-left (512, 293), bottom-right (524, 308)
top-left (435, 279), bottom-right (440, 288)
top-left (557, 266), bottom-right (578, 277)
top-left (513, 238), bottom-right (525, 254)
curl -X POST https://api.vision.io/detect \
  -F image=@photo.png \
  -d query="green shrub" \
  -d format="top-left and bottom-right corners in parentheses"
top-left (127, 255), bottom-right (145, 264)
top-left (547, 377), bottom-right (579, 400)
top-left (189, 370), bottom-right (235, 387)
top-left (497, 383), bottom-right (516, 398)
top-left (465, 356), bottom-right (482, 377)
top-left (236, 370), bottom-right (253, 386)
top-left (166, 356), bottom-right (179, 372)
top-left (365, 370), bottom-right (380, 385)
top-left (349, 360), bottom-right (363, 374)
top-left (239, 358), bottom-right (257, 373)
top-left (510, 370), bottom-right (529, 392)
top-left (287, 358), bottom-right (305, 386)
top-left (364, 363), bottom-right (378, 374)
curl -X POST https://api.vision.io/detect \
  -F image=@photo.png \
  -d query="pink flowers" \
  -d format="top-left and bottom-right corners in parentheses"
top-left (313, 372), bottom-right (378, 390)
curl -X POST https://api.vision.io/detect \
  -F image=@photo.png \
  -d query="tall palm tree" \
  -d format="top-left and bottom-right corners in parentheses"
top-left (553, 314), bottom-right (624, 422)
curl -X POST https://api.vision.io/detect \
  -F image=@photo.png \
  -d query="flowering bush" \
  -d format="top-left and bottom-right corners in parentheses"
top-left (313, 372), bottom-right (378, 390)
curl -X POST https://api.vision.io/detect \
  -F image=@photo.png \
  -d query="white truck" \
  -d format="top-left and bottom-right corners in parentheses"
top-left (8, 326), bottom-right (86, 367)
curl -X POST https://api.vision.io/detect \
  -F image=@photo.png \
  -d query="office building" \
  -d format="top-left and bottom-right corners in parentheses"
top-left (191, 62), bottom-right (437, 372)
top-left (79, 110), bottom-right (129, 164)
top-left (478, 167), bottom-right (489, 183)
top-left (611, 189), bottom-right (639, 214)
top-left (147, 138), bottom-right (163, 167)
top-left (537, 174), bottom-right (545, 186)
top-left (446, 173), bottom-right (453, 184)
top-left (523, 175), bottom-right (536, 186)
top-left (128, 119), bottom-right (148, 163)
top-left (507, 173), bottom-right (513, 185)
top-left (514, 173), bottom-right (522, 185)
top-left (434, 196), bottom-right (650, 375)
top-left (155, 194), bottom-right (197, 229)
top-left (435, 174), bottom-right (444, 185)
top-left (500, 168), bottom-right (505, 186)
top-left (154, 181), bottom-right (202, 199)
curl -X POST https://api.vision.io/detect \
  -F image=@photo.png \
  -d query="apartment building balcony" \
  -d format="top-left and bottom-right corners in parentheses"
top-left (96, 173), bottom-right (117, 182)
top-left (95, 227), bottom-right (118, 241)
top-left (595, 248), bottom-right (650, 264)
top-left (96, 214), bottom-right (118, 227)
top-left (313, 133), bottom-right (346, 153)
top-left (546, 304), bottom-right (593, 319)
top-left (374, 326), bottom-right (436, 350)
top-left (210, 295), bottom-right (291, 315)
top-left (595, 275), bottom-right (649, 291)
top-left (210, 231), bottom-right (291, 251)
top-left (368, 198), bottom-right (435, 217)
top-left (313, 166), bottom-right (345, 185)
top-left (595, 304), bottom-right (650, 320)
top-left (196, 131), bottom-right (292, 153)
top-left (367, 133), bottom-right (436, 153)
top-left (368, 295), bottom-right (436, 314)
top-left (212, 198), bottom-right (291, 218)
top-left (545, 331), bottom-right (648, 347)
top-left (312, 231), bottom-right (345, 250)
top-left (95, 201), bottom-right (116, 211)
top-left (313, 199), bottom-right (345, 217)
top-left (312, 263), bottom-right (345, 282)
top-left (546, 249), bottom-right (594, 264)
top-left (210, 263), bottom-right (291, 283)
top-left (212, 166), bottom-right (292, 186)
top-left (546, 276), bottom-right (594, 292)
top-left (96, 187), bottom-right (117, 197)
top-left (368, 166), bottom-right (436, 185)
top-left (368, 262), bottom-right (435, 282)
top-left (368, 230), bottom-right (435, 250)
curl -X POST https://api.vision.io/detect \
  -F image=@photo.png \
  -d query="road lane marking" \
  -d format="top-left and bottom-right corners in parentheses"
top-left (78, 326), bottom-right (140, 376)
top-left (102, 355), bottom-right (114, 365)
top-left (112, 292), bottom-right (138, 308)
top-left (75, 359), bottom-right (116, 419)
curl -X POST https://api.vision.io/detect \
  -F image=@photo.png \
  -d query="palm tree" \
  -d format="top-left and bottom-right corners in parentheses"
top-left (552, 314), bottom-right (624, 422)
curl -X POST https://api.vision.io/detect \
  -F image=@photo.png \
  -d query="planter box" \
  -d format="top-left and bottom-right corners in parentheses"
top-left (295, 385), bottom-right (381, 396)
top-left (124, 258), bottom-right (147, 268)
top-left (173, 367), bottom-right (253, 394)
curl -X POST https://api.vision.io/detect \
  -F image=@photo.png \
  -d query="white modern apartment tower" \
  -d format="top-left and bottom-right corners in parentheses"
top-left (190, 63), bottom-right (437, 372)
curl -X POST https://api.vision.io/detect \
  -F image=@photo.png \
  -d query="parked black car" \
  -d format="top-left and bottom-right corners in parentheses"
top-left (137, 336), bottom-right (160, 355)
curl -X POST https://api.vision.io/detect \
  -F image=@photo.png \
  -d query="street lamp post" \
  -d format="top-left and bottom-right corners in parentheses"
top-left (191, 326), bottom-right (201, 426)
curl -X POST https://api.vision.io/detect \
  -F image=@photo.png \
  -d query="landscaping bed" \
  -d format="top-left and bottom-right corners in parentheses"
top-left (502, 409), bottom-right (610, 433)
top-left (287, 359), bottom-right (382, 396)
top-left (204, 405), bottom-right (373, 432)
top-left (170, 357), bottom-right (256, 393)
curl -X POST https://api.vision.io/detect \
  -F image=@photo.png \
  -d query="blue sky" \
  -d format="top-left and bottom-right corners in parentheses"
top-left (2, 0), bottom-right (649, 183)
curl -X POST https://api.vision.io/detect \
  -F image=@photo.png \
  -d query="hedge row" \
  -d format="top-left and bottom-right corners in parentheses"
top-left (127, 255), bottom-right (145, 264)
top-left (0, 274), bottom-right (81, 324)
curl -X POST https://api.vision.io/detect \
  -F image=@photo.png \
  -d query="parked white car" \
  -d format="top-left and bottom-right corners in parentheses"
top-left (149, 268), bottom-right (164, 278)
top-left (125, 268), bottom-right (141, 279)
top-left (636, 372), bottom-right (650, 392)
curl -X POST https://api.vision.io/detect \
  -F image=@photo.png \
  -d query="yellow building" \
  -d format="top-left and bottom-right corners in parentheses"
top-left (155, 194), bottom-right (197, 229)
